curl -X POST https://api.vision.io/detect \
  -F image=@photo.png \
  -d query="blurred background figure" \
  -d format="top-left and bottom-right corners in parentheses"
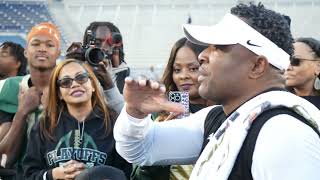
top-left (187, 13), bottom-right (192, 24)
top-left (285, 37), bottom-right (320, 108)
top-left (66, 22), bottom-right (130, 94)
top-left (132, 37), bottom-right (213, 180)
top-left (0, 42), bottom-right (27, 80)
top-left (83, 22), bottom-right (130, 94)
top-left (23, 59), bottom-right (131, 179)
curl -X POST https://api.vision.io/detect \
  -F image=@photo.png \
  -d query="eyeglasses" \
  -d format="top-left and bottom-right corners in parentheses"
top-left (290, 57), bottom-right (318, 66)
top-left (57, 73), bottom-right (89, 88)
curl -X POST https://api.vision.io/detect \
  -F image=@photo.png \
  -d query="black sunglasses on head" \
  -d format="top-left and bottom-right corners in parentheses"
top-left (290, 57), bottom-right (318, 66)
top-left (57, 72), bottom-right (89, 88)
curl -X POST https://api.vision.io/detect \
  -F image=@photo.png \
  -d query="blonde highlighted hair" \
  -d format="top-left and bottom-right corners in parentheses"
top-left (40, 59), bottom-right (111, 140)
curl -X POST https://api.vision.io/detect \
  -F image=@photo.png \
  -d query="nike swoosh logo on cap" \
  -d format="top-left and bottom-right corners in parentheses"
top-left (247, 40), bottom-right (261, 47)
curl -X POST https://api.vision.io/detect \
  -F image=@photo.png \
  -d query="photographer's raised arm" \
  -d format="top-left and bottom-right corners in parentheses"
top-left (91, 60), bottom-right (125, 114)
top-left (93, 60), bottom-right (114, 90)
top-left (104, 88), bottom-right (123, 113)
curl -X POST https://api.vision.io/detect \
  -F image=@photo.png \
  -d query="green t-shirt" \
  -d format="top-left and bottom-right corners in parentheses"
top-left (0, 75), bottom-right (42, 178)
top-left (0, 75), bottom-right (42, 134)
top-left (0, 76), bottom-right (26, 113)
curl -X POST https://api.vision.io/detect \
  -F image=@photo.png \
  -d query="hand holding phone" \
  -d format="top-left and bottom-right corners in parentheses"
top-left (168, 91), bottom-right (189, 119)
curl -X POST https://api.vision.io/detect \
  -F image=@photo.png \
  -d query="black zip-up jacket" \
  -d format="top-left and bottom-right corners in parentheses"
top-left (23, 108), bottom-right (132, 180)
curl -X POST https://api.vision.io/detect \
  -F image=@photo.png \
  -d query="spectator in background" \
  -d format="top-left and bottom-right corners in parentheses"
top-left (83, 22), bottom-right (130, 94)
top-left (0, 23), bottom-right (61, 180)
top-left (0, 41), bottom-right (27, 80)
top-left (285, 37), bottom-right (320, 108)
top-left (132, 37), bottom-right (212, 180)
top-left (157, 37), bottom-right (211, 121)
top-left (187, 13), bottom-right (192, 24)
top-left (23, 59), bottom-right (131, 179)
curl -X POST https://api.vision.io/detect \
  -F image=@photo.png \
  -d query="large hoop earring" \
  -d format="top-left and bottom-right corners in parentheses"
top-left (314, 75), bottom-right (320, 90)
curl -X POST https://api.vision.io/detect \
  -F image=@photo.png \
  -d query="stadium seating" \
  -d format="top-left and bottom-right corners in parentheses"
top-left (0, 35), bottom-right (26, 46)
top-left (0, 1), bottom-right (51, 33)
top-left (0, 0), bottom-right (67, 50)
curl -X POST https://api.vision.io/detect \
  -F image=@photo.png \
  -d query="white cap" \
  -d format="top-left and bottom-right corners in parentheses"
top-left (183, 13), bottom-right (290, 70)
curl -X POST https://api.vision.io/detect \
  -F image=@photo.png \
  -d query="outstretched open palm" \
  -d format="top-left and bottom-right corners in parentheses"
top-left (123, 77), bottom-right (184, 119)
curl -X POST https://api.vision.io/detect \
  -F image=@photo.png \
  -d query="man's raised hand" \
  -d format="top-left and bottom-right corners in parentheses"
top-left (123, 76), bottom-right (184, 119)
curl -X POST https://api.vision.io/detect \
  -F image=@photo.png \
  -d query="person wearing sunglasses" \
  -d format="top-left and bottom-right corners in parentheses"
top-left (285, 37), bottom-right (320, 108)
top-left (23, 59), bottom-right (131, 180)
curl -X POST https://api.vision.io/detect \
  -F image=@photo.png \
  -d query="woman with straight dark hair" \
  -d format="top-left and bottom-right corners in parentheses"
top-left (157, 37), bottom-right (211, 121)
top-left (132, 38), bottom-right (212, 180)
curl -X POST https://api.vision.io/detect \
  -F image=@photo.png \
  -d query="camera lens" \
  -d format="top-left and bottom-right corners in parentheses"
top-left (85, 47), bottom-right (105, 66)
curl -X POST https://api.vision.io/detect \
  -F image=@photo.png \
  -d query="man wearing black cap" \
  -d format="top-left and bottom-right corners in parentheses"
top-left (114, 3), bottom-right (320, 180)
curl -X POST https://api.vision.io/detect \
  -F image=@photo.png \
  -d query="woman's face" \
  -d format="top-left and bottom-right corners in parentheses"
top-left (172, 46), bottom-right (201, 100)
top-left (285, 42), bottom-right (319, 90)
top-left (58, 62), bottom-right (95, 106)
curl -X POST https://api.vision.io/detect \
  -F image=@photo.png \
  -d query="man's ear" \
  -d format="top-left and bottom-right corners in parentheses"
top-left (249, 55), bottom-right (268, 79)
top-left (13, 58), bottom-right (21, 69)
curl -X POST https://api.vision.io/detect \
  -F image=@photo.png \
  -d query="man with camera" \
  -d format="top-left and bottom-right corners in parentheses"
top-left (67, 21), bottom-right (130, 94)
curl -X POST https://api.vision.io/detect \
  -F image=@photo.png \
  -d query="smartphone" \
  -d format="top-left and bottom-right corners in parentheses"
top-left (168, 91), bottom-right (189, 119)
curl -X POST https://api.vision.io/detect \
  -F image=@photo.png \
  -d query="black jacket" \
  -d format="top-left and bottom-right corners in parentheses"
top-left (23, 108), bottom-right (132, 180)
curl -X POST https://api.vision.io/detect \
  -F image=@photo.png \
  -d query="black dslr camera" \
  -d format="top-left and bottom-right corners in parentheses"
top-left (82, 30), bottom-right (106, 66)
top-left (82, 30), bottom-right (122, 67)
